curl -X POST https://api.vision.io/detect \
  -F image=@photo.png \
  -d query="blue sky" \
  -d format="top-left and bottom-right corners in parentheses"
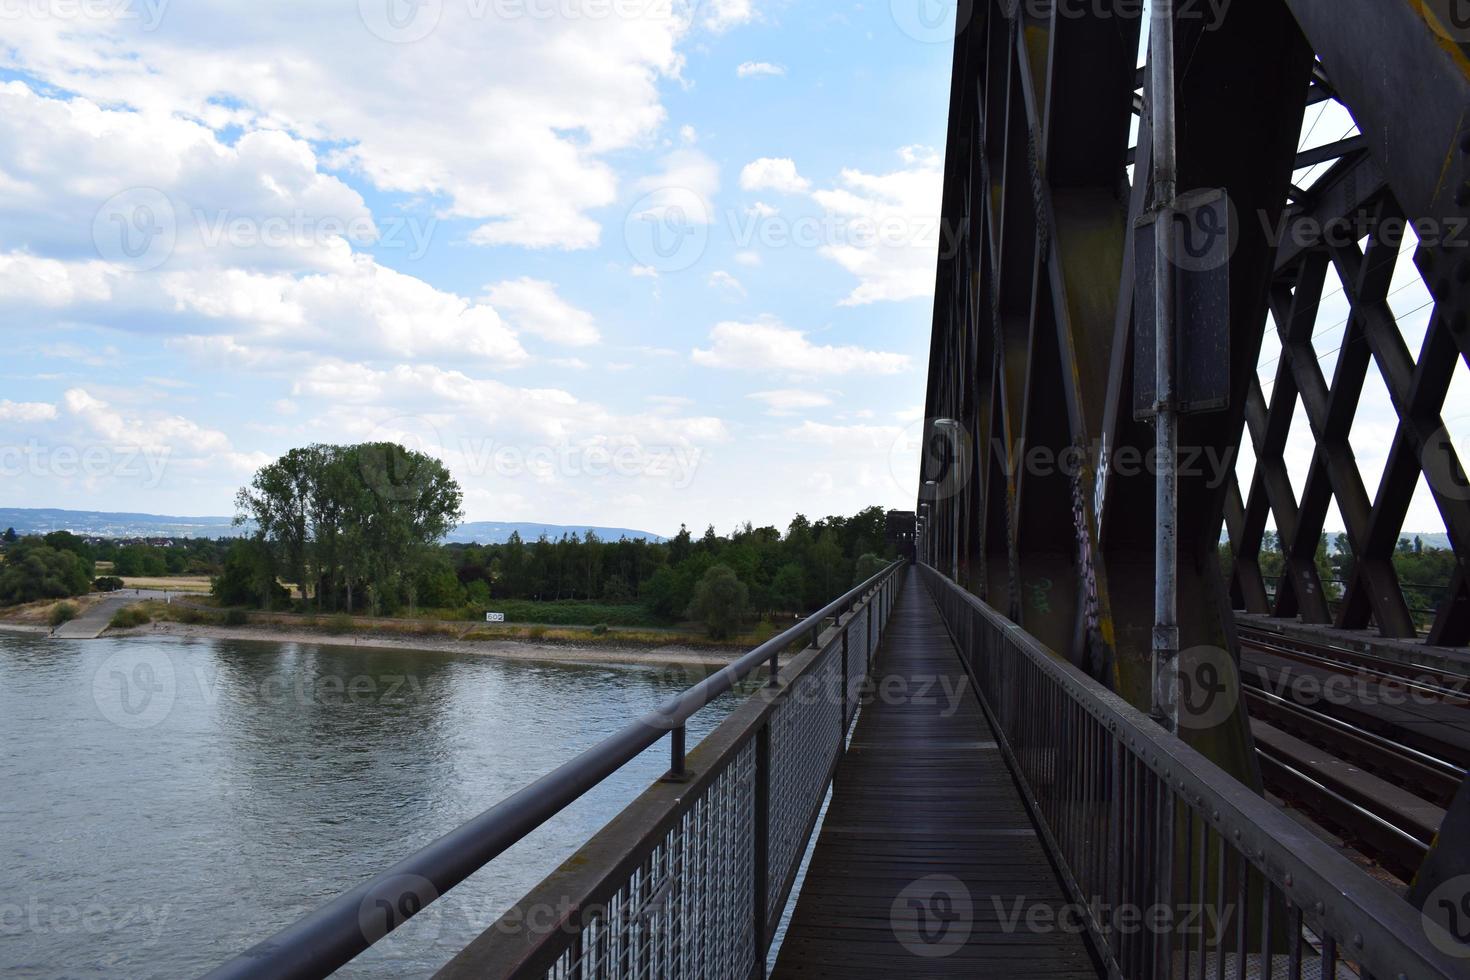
top-left (0, 0), bottom-right (959, 537)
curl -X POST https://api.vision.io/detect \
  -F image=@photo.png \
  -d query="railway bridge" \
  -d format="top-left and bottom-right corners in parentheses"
top-left (205, 2), bottom-right (1470, 977)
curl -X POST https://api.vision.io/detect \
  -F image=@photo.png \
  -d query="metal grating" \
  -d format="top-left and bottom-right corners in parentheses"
top-left (545, 741), bottom-right (757, 980)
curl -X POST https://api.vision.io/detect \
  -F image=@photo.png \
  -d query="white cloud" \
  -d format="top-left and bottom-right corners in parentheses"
top-left (484, 277), bottom-right (600, 348)
top-left (0, 400), bottom-right (58, 422)
top-left (704, 0), bottom-right (757, 32)
top-left (811, 145), bottom-right (944, 305)
top-left (748, 390), bottom-right (833, 416)
top-left (737, 61), bottom-right (786, 78)
top-left (692, 319), bottom-right (909, 376)
top-left (735, 145), bottom-right (943, 306)
top-left (746, 201), bottom-right (779, 218)
top-left (739, 158), bottom-right (811, 194)
top-left (735, 250), bottom-right (762, 266)
top-left (634, 148), bottom-right (721, 225)
top-left (708, 270), bottom-right (746, 297)
top-left (0, 6), bottom-right (698, 251)
top-left (630, 264), bottom-right (660, 279)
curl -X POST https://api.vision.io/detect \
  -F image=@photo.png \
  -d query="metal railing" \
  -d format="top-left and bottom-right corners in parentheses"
top-left (436, 562), bottom-right (903, 979)
top-left (917, 562), bottom-right (1462, 980)
top-left (205, 560), bottom-right (905, 980)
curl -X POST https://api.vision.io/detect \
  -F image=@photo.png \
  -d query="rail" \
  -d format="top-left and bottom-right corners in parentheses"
top-left (205, 560), bottom-right (906, 980)
top-left (435, 561), bottom-right (904, 978)
top-left (917, 562), bottom-right (1461, 980)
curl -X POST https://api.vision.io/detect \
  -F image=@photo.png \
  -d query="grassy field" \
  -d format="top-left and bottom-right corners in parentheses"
top-left (120, 576), bottom-right (214, 593)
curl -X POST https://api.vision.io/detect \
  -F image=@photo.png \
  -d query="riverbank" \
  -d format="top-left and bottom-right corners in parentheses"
top-left (106, 619), bottom-right (748, 668)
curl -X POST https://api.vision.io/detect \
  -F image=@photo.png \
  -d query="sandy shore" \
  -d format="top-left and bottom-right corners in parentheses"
top-left (112, 620), bottom-right (746, 669)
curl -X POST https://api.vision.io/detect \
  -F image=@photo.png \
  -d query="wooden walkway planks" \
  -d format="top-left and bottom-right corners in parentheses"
top-left (771, 571), bottom-right (1100, 979)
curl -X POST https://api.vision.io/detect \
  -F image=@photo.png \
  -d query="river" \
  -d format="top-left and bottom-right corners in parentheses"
top-left (0, 630), bottom-right (744, 978)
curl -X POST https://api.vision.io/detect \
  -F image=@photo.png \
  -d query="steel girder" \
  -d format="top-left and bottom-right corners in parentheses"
top-left (919, 0), bottom-right (1470, 778)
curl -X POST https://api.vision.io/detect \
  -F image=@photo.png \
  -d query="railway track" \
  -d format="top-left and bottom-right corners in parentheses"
top-left (1237, 628), bottom-right (1470, 883)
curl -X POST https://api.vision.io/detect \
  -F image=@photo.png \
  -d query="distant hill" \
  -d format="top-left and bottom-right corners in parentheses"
top-left (0, 508), bottom-right (665, 544)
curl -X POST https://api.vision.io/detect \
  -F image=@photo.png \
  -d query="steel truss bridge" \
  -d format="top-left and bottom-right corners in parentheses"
top-left (204, 3), bottom-right (1470, 978)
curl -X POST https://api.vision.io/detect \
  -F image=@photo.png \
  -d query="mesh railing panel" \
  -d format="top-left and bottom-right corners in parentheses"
top-left (765, 641), bottom-right (844, 913)
top-left (918, 563), bottom-right (1460, 980)
top-left (545, 740), bottom-right (757, 980)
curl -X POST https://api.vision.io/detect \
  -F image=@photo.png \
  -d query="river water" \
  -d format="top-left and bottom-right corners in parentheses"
top-left (0, 630), bottom-right (743, 978)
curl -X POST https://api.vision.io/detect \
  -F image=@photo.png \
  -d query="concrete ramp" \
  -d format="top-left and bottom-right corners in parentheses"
top-left (50, 597), bottom-right (136, 639)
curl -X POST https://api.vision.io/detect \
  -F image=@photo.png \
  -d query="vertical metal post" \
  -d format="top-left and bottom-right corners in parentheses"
top-left (1149, 0), bottom-right (1180, 734)
top-left (840, 625), bottom-right (850, 733)
top-left (669, 725), bottom-right (685, 780)
top-left (752, 721), bottom-right (771, 978)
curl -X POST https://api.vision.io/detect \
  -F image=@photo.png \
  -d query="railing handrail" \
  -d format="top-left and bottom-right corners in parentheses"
top-left (918, 564), bottom-right (1462, 980)
top-left (204, 559), bottom-right (906, 980)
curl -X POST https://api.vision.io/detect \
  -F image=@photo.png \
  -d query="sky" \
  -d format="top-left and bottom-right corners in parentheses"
top-left (0, 0), bottom-right (954, 537)
top-left (0, 0), bottom-right (1460, 540)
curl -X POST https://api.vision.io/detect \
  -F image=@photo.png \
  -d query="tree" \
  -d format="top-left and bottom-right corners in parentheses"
top-left (852, 552), bottom-right (886, 587)
top-left (213, 538), bottom-right (288, 609)
top-left (0, 539), bottom-right (93, 605)
top-left (1, 527), bottom-right (17, 544)
top-left (770, 562), bottom-right (805, 615)
top-left (687, 564), bottom-right (749, 640)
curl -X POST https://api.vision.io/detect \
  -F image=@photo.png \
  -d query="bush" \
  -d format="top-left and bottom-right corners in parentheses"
top-left (93, 576), bottom-right (126, 593)
top-left (591, 623), bottom-right (609, 636)
top-left (223, 608), bottom-right (250, 627)
top-left (48, 602), bottom-right (79, 627)
top-left (325, 613), bottom-right (354, 635)
top-left (110, 606), bottom-right (152, 630)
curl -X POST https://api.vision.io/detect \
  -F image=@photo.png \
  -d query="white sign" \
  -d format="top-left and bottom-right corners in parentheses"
top-left (485, 612), bottom-right (506, 624)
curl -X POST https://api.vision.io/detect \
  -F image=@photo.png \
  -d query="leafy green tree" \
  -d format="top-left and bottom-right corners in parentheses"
top-left (213, 538), bottom-right (288, 609)
top-left (770, 562), bottom-right (806, 615)
top-left (2, 527), bottom-right (17, 544)
top-left (852, 552), bottom-right (886, 586)
top-left (0, 539), bottom-right (93, 605)
top-left (687, 564), bottom-right (749, 640)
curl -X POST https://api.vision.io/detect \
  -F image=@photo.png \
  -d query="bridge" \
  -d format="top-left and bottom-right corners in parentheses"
top-left (203, 2), bottom-right (1470, 978)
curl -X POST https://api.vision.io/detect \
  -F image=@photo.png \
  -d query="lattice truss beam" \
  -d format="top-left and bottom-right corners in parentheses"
top-left (920, 0), bottom-right (1470, 768)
